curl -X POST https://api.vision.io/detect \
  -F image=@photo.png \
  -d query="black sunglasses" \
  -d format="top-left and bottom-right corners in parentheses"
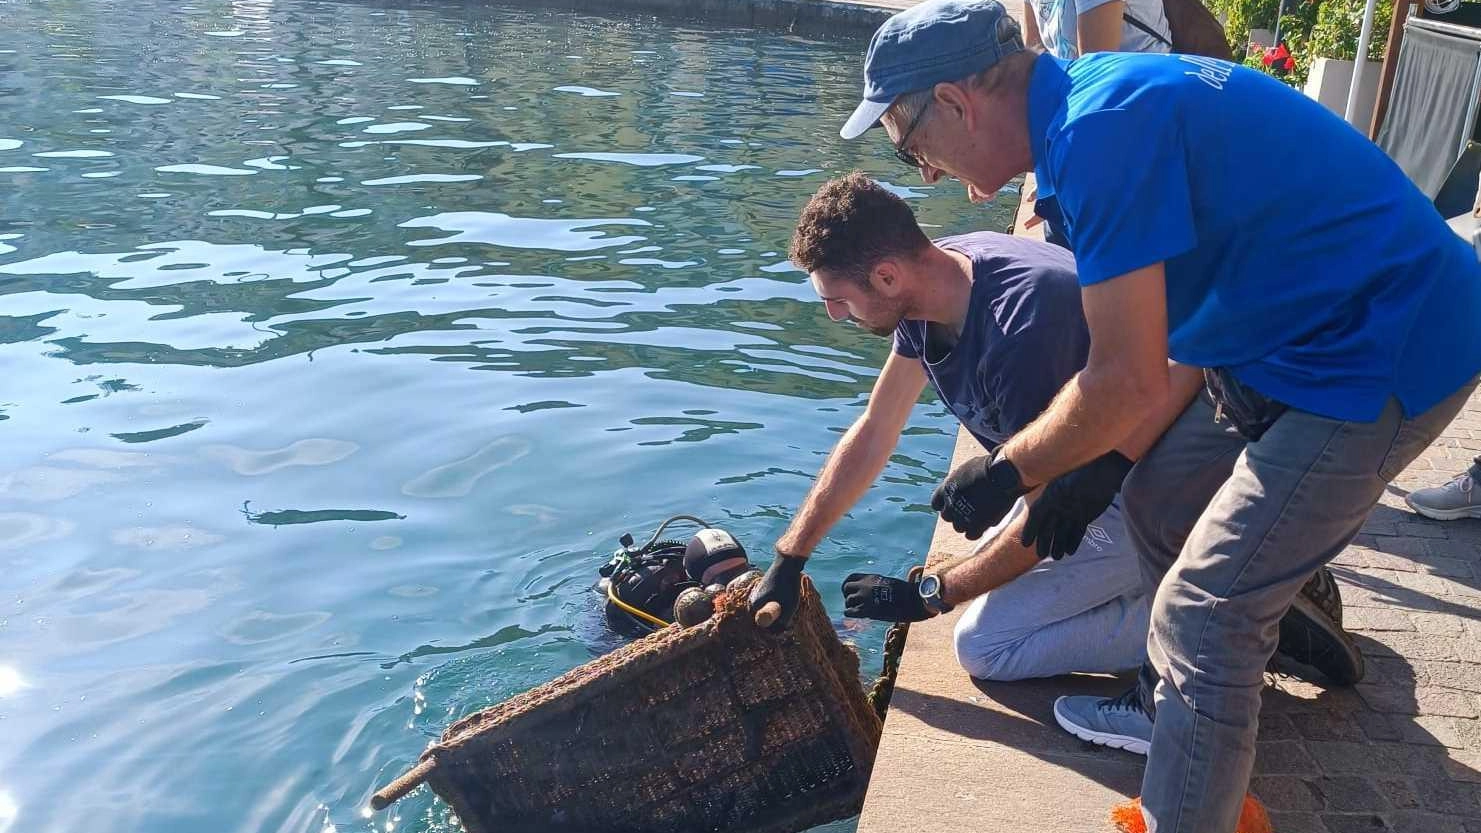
top-left (891, 98), bottom-right (933, 169)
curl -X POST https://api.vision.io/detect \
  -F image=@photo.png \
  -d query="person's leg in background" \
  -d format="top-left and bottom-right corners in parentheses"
top-left (952, 500), bottom-right (1147, 681)
top-left (1138, 384), bottom-right (1475, 833)
top-left (1405, 453), bottom-right (1481, 520)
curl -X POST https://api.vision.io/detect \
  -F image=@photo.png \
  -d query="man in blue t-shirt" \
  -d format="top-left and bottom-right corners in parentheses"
top-left (763, 171), bottom-right (1352, 689)
top-left (804, 0), bottom-right (1481, 829)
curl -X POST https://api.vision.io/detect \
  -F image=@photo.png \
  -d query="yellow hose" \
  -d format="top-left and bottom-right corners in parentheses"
top-left (606, 579), bottom-right (672, 629)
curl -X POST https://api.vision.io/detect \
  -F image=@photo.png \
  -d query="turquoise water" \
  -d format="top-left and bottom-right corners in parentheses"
top-left (0, 1), bottom-right (1016, 831)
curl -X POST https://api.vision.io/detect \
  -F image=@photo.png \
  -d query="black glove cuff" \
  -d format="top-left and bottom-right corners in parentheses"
top-left (771, 554), bottom-right (806, 576)
top-left (1103, 450), bottom-right (1135, 480)
top-left (988, 447), bottom-right (1029, 495)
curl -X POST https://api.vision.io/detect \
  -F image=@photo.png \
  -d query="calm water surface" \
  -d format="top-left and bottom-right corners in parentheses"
top-left (0, 1), bottom-right (1015, 831)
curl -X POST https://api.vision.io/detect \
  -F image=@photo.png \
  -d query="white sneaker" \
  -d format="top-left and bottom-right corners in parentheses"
top-left (1406, 468), bottom-right (1481, 521)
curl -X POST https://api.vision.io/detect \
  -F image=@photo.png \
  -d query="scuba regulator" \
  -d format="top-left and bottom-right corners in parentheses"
top-left (597, 515), bottom-right (751, 636)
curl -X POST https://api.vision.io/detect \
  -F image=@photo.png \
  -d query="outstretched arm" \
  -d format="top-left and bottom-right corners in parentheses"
top-left (775, 350), bottom-right (928, 558)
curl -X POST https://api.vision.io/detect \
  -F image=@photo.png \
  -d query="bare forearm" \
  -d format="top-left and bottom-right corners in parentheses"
top-left (775, 420), bottom-right (897, 558)
top-left (936, 506), bottom-right (1043, 606)
top-left (1114, 362), bottom-right (1203, 461)
top-left (1005, 264), bottom-right (1172, 485)
top-left (1077, 0), bottom-right (1126, 54)
top-left (1004, 363), bottom-right (1165, 486)
top-left (1022, 3), bottom-right (1044, 49)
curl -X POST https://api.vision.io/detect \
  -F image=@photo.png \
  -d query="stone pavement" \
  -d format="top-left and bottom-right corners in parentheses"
top-left (856, 177), bottom-right (1481, 833)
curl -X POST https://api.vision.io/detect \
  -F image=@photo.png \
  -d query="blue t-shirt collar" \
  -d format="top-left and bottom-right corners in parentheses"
top-left (1026, 52), bottom-right (1073, 202)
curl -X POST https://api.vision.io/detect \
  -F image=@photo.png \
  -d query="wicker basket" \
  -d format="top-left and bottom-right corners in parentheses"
top-left (372, 573), bottom-right (882, 833)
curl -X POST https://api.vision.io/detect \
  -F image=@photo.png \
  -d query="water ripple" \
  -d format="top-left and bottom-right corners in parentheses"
top-left (399, 211), bottom-right (650, 251)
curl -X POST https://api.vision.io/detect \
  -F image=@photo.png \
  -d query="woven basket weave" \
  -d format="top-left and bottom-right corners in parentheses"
top-left (373, 574), bottom-right (883, 833)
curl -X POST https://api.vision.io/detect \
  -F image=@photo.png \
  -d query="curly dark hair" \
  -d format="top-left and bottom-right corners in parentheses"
top-left (789, 171), bottom-right (931, 285)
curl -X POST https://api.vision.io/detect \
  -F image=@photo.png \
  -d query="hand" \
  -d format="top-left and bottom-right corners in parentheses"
top-left (841, 573), bottom-right (931, 622)
top-left (931, 450), bottom-right (1029, 540)
top-left (749, 555), bottom-right (806, 632)
top-left (1021, 451), bottom-right (1135, 560)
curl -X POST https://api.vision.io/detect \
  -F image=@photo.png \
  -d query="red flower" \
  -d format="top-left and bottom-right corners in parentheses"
top-left (1261, 44), bottom-right (1294, 73)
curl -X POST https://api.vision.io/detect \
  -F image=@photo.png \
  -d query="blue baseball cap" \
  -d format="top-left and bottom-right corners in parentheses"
top-left (841, 0), bottom-right (1024, 140)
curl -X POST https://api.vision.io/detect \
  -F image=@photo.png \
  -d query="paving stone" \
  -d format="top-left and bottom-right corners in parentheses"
top-left (1257, 740), bottom-right (1320, 775)
top-left (1353, 568), bottom-right (1460, 602)
top-left (1341, 583), bottom-right (1407, 609)
top-left (1253, 775), bottom-right (1323, 811)
top-left (1320, 812), bottom-right (1390, 832)
top-left (1434, 575), bottom-right (1481, 600)
top-left (1345, 607), bottom-right (1419, 632)
top-left (1355, 711), bottom-right (1408, 742)
top-left (1398, 522), bottom-right (1450, 540)
top-left (1314, 776), bottom-right (1391, 811)
top-left (1400, 715), bottom-right (1481, 749)
top-left (1389, 812), bottom-right (1469, 833)
top-left (1416, 661), bottom-right (1481, 694)
top-left (1362, 520), bottom-right (1404, 537)
top-left (1359, 683), bottom-right (1481, 718)
top-left (1407, 610), bottom-right (1469, 636)
top-left (1460, 642), bottom-right (1481, 665)
top-left (1365, 656), bottom-right (1422, 686)
top-left (1360, 632), bottom-right (1462, 663)
top-left (1412, 777), bottom-right (1481, 815)
top-left (1442, 749), bottom-right (1481, 784)
top-left (1259, 713), bottom-right (1299, 741)
top-left (1415, 687), bottom-right (1481, 719)
top-left (1355, 536), bottom-right (1431, 559)
top-left (1270, 811), bottom-right (1330, 833)
top-left (1373, 776), bottom-right (1420, 809)
top-left (1423, 540), bottom-right (1481, 564)
top-left (1358, 683), bottom-right (1422, 715)
top-left (1309, 741), bottom-right (1451, 776)
top-left (1292, 712), bottom-right (1369, 743)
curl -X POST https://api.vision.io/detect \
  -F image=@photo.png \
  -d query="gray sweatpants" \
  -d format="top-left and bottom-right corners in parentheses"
top-left (952, 497), bottom-right (1150, 682)
top-left (1125, 385), bottom-right (1475, 833)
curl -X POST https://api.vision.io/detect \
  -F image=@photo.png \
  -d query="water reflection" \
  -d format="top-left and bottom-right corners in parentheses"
top-left (1, 1), bottom-right (1011, 832)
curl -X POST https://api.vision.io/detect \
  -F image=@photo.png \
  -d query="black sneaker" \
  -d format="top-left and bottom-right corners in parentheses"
top-left (1301, 565), bottom-right (1344, 627)
top-left (1273, 566), bottom-right (1364, 685)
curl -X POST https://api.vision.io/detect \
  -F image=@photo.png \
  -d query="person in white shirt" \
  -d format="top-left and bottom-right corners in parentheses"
top-left (1024, 0), bottom-right (1172, 59)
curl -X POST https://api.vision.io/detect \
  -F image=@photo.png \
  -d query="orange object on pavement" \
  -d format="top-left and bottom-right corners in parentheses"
top-left (1111, 795), bottom-right (1273, 833)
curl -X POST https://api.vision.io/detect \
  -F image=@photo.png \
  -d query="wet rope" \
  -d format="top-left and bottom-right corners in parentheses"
top-left (864, 566), bottom-right (924, 721)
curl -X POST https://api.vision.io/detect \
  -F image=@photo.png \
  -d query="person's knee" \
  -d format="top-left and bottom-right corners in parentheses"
top-left (952, 616), bottom-right (1028, 681)
top-left (1150, 573), bottom-right (1271, 689)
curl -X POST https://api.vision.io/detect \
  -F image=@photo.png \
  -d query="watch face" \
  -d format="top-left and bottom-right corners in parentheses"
top-left (919, 575), bottom-right (941, 599)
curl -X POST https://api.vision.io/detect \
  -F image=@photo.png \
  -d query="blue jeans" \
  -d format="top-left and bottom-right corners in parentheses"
top-left (1122, 384), bottom-right (1475, 833)
top-left (953, 498), bottom-right (1148, 681)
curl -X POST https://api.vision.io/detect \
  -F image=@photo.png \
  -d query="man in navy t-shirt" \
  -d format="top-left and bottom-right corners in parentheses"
top-left (760, 171), bottom-right (1351, 689)
top-left (810, 0), bottom-right (1481, 829)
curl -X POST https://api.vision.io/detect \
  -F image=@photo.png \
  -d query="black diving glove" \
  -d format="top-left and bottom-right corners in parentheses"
top-left (841, 573), bottom-right (932, 622)
top-left (1021, 450), bottom-right (1135, 560)
top-left (930, 449), bottom-right (1030, 540)
top-left (749, 555), bottom-right (806, 632)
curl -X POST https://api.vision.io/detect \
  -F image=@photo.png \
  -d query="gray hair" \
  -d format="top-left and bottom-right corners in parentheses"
top-left (888, 87), bottom-right (936, 129)
top-left (885, 47), bottom-right (1041, 128)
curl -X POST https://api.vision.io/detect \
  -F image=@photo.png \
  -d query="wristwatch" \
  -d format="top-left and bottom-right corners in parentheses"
top-left (918, 573), bottom-right (953, 615)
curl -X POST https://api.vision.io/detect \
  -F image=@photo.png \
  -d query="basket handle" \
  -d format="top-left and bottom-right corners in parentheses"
top-left (371, 756), bottom-right (438, 811)
top-left (754, 601), bottom-right (781, 629)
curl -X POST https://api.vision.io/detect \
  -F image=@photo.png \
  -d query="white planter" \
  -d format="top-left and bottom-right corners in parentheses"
top-left (1304, 56), bottom-right (1383, 128)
